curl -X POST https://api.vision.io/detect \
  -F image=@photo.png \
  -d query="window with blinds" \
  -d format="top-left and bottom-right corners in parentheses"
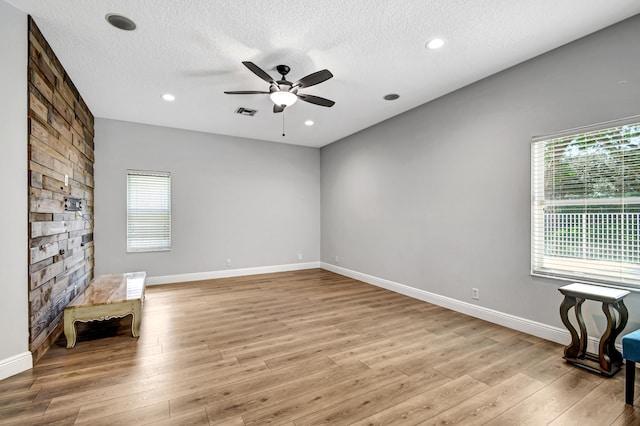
top-left (127, 170), bottom-right (171, 252)
top-left (531, 117), bottom-right (640, 288)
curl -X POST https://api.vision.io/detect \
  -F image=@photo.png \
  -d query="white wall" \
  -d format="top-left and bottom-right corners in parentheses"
top-left (94, 119), bottom-right (320, 281)
top-left (321, 15), bottom-right (640, 341)
top-left (0, 2), bottom-right (32, 380)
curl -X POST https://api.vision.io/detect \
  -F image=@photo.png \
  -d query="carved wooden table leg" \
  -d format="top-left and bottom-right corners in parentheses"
top-left (575, 298), bottom-right (587, 358)
top-left (600, 302), bottom-right (616, 373)
top-left (559, 295), bottom-right (581, 359)
top-left (131, 301), bottom-right (142, 337)
top-left (615, 300), bottom-right (629, 337)
top-left (63, 311), bottom-right (77, 349)
top-left (605, 300), bottom-right (628, 368)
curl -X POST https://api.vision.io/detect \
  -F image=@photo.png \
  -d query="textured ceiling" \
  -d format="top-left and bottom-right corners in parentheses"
top-left (6, 0), bottom-right (640, 147)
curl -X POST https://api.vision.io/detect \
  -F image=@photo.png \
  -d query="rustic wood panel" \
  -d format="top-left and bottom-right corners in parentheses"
top-left (30, 242), bottom-right (60, 264)
top-left (28, 42), bottom-right (56, 89)
top-left (30, 129), bottom-right (70, 163)
top-left (31, 221), bottom-right (66, 238)
top-left (30, 67), bottom-right (54, 103)
top-left (29, 196), bottom-right (64, 214)
top-left (53, 92), bottom-right (74, 125)
top-left (30, 160), bottom-right (66, 183)
top-left (27, 17), bottom-right (94, 362)
top-left (29, 92), bottom-right (48, 122)
top-left (30, 260), bottom-right (64, 290)
top-left (0, 269), bottom-right (637, 425)
top-left (29, 171), bottom-right (43, 189)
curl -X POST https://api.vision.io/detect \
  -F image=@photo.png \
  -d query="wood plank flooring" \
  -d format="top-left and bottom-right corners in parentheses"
top-left (1, 268), bottom-right (639, 425)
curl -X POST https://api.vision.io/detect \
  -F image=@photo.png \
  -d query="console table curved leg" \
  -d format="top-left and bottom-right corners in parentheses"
top-left (609, 301), bottom-right (628, 366)
top-left (131, 306), bottom-right (142, 338)
top-left (64, 317), bottom-right (77, 349)
top-left (615, 300), bottom-right (629, 337)
top-left (600, 302), bottom-right (616, 373)
top-left (560, 295), bottom-right (581, 359)
top-left (575, 298), bottom-right (587, 358)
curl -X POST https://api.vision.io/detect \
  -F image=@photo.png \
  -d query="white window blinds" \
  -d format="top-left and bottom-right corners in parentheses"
top-left (531, 117), bottom-right (640, 288)
top-left (127, 170), bottom-right (171, 252)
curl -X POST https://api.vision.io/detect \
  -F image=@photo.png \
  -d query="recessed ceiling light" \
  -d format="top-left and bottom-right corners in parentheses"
top-left (105, 14), bottom-right (137, 31)
top-left (162, 93), bottom-right (175, 102)
top-left (305, 120), bottom-right (314, 126)
top-left (383, 94), bottom-right (400, 101)
top-left (426, 38), bottom-right (445, 50)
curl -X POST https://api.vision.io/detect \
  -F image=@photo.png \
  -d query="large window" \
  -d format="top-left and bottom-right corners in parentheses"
top-left (127, 170), bottom-right (171, 252)
top-left (531, 118), bottom-right (640, 288)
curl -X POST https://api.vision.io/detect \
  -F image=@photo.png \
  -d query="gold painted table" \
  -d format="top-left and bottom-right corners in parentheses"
top-left (64, 272), bottom-right (146, 348)
top-left (558, 283), bottom-right (629, 376)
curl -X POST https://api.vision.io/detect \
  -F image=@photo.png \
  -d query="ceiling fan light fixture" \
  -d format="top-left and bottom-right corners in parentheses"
top-left (270, 91), bottom-right (297, 107)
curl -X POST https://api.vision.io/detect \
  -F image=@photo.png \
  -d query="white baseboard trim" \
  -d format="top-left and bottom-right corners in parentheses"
top-left (147, 261), bottom-right (322, 286)
top-left (321, 262), bottom-right (612, 353)
top-left (0, 351), bottom-right (32, 381)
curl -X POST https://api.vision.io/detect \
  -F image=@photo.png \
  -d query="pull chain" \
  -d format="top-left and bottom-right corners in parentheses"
top-left (282, 109), bottom-right (286, 137)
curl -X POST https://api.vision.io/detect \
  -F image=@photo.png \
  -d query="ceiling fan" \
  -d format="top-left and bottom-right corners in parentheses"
top-left (225, 61), bottom-right (335, 113)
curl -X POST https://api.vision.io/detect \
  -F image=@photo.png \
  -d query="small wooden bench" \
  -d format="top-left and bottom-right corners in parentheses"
top-left (63, 271), bottom-right (146, 348)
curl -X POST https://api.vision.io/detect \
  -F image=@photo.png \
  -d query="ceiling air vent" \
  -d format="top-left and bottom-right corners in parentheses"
top-left (235, 107), bottom-right (257, 116)
top-left (105, 14), bottom-right (137, 31)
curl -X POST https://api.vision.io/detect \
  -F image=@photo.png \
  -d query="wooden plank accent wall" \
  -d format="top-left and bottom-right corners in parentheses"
top-left (27, 17), bottom-right (95, 362)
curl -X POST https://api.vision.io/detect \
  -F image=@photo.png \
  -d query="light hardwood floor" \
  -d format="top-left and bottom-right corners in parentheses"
top-left (1, 269), bottom-right (639, 425)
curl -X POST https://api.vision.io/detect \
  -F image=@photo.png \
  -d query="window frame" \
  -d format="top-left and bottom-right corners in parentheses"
top-left (126, 169), bottom-right (172, 253)
top-left (531, 116), bottom-right (640, 289)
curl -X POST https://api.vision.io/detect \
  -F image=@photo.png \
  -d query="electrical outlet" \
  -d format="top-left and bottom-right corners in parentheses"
top-left (226, 259), bottom-right (231, 267)
top-left (472, 288), bottom-right (480, 300)
top-left (335, 255), bottom-right (339, 264)
top-left (298, 253), bottom-right (303, 260)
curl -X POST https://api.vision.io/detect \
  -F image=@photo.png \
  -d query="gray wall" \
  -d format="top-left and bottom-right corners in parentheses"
top-left (94, 118), bottom-right (320, 278)
top-left (321, 14), bottom-right (640, 333)
top-left (0, 2), bottom-right (30, 373)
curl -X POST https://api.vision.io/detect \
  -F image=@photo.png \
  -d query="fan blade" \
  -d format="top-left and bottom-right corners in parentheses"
top-left (273, 104), bottom-right (285, 113)
top-left (242, 61), bottom-right (276, 84)
top-left (297, 94), bottom-right (335, 107)
top-left (224, 91), bottom-right (270, 94)
top-left (293, 69), bottom-right (333, 88)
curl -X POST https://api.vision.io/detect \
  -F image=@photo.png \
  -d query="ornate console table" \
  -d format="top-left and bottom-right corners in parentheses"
top-left (64, 271), bottom-right (146, 348)
top-left (558, 283), bottom-right (629, 376)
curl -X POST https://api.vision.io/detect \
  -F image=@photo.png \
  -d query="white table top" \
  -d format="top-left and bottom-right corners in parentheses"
top-left (559, 283), bottom-right (629, 303)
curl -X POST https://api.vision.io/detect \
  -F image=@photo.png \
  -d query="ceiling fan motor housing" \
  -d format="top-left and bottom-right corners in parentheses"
top-left (276, 64), bottom-right (291, 77)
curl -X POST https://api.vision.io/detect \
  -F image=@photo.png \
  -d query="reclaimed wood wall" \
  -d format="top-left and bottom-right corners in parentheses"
top-left (28, 17), bottom-right (95, 361)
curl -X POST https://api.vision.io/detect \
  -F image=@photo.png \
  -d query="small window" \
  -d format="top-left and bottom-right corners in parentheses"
top-left (531, 118), bottom-right (640, 287)
top-left (127, 170), bottom-right (171, 252)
